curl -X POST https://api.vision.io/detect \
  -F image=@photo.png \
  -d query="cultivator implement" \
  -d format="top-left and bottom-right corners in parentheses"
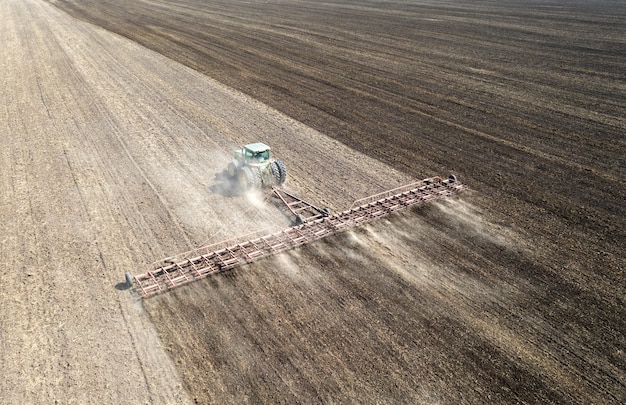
top-left (266, 186), bottom-right (330, 224)
top-left (127, 175), bottom-right (466, 298)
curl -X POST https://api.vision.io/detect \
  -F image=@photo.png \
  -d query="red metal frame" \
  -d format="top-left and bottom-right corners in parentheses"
top-left (130, 176), bottom-right (466, 298)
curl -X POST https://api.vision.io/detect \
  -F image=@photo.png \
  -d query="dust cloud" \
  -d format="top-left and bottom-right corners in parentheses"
top-left (347, 205), bottom-right (529, 308)
top-left (432, 197), bottom-right (530, 253)
top-left (273, 249), bottom-right (321, 289)
top-left (147, 148), bottom-right (291, 249)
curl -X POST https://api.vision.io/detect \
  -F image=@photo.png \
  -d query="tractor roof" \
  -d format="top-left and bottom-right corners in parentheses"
top-left (244, 142), bottom-right (271, 153)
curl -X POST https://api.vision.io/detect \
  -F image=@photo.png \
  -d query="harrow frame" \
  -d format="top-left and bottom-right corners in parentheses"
top-left (128, 175), bottom-right (466, 297)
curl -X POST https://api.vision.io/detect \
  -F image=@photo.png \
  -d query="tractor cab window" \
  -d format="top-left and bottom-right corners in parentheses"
top-left (258, 150), bottom-right (270, 161)
top-left (244, 147), bottom-right (270, 162)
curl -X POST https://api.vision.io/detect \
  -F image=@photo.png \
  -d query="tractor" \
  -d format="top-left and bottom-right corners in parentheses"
top-left (227, 143), bottom-right (287, 190)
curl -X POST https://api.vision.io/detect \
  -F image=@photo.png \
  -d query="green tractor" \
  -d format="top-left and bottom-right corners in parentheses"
top-left (227, 143), bottom-right (287, 190)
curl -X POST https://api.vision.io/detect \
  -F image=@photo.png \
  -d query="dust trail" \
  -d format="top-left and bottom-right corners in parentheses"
top-left (271, 230), bottom-right (369, 292)
top-left (147, 148), bottom-right (291, 249)
top-left (273, 249), bottom-right (323, 289)
top-left (197, 188), bottom-right (280, 245)
top-left (355, 206), bottom-right (529, 306)
top-left (358, 221), bottom-right (445, 291)
top-left (432, 197), bottom-right (531, 253)
top-left (347, 207), bottom-right (587, 398)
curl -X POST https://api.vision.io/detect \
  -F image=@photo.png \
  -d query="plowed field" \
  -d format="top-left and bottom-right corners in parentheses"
top-left (3, 0), bottom-right (625, 403)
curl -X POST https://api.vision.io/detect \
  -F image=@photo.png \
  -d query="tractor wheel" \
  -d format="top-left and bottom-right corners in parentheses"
top-left (272, 160), bottom-right (287, 185)
top-left (238, 167), bottom-right (254, 190)
top-left (252, 167), bottom-right (263, 188)
top-left (238, 167), bottom-right (262, 190)
top-left (125, 272), bottom-right (133, 288)
top-left (270, 161), bottom-right (281, 185)
top-left (227, 160), bottom-right (238, 178)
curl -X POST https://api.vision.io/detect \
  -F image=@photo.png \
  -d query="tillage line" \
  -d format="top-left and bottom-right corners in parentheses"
top-left (131, 177), bottom-right (465, 297)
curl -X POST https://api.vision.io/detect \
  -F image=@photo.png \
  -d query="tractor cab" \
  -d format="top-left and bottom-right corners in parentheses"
top-left (237, 142), bottom-right (271, 164)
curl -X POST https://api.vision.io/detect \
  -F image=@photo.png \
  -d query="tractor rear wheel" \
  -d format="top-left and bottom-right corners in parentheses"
top-left (238, 167), bottom-right (262, 190)
top-left (272, 160), bottom-right (287, 185)
top-left (270, 161), bottom-right (281, 185)
top-left (252, 167), bottom-right (262, 188)
top-left (238, 167), bottom-right (254, 190)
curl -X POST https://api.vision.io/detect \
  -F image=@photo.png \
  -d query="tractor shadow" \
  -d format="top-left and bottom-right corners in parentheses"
top-left (210, 170), bottom-right (243, 197)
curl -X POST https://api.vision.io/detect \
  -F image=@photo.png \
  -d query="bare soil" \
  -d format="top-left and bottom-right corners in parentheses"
top-left (4, 0), bottom-right (625, 403)
top-left (1, 0), bottom-right (407, 402)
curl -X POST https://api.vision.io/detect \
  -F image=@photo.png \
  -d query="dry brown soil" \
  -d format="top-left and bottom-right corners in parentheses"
top-left (3, 0), bottom-right (625, 403)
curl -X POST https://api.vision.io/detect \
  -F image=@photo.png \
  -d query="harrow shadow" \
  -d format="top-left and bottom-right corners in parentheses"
top-left (114, 281), bottom-right (130, 291)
